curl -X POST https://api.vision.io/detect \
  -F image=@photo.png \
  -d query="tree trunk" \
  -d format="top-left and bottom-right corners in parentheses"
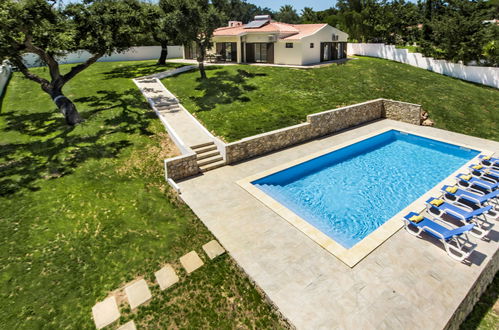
top-left (157, 40), bottom-right (169, 65)
top-left (50, 88), bottom-right (83, 125)
top-left (198, 60), bottom-right (207, 79)
top-left (197, 44), bottom-right (207, 79)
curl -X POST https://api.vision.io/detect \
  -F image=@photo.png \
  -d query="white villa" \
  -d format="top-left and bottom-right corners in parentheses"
top-left (184, 15), bottom-right (349, 66)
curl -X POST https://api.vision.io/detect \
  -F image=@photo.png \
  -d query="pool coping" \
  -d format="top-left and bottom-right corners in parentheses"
top-left (237, 126), bottom-right (492, 267)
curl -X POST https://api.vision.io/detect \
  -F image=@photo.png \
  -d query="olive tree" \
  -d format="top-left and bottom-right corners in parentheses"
top-left (0, 0), bottom-right (144, 125)
top-left (141, 2), bottom-right (179, 65)
top-left (160, 0), bottom-right (225, 79)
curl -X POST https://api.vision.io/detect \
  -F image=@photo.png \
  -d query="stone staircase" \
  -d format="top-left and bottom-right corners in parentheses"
top-left (191, 142), bottom-right (225, 172)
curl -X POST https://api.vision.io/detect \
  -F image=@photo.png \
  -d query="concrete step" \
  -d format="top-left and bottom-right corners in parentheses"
top-left (196, 150), bottom-right (220, 160)
top-left (197, 155), bottom-right (223, 167)
top-left (200, 160), bottom-right (225, 172)
top-left (191, 141), bottom-right (215, 150)
top-left (158, 105), bottom-right (180, 112)
top-left (193, 144), bottom-right (217, 154)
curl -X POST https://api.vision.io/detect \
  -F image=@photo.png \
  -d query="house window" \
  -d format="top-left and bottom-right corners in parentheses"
top-left (310, 43), bottom-right (314, 48)
top-left (285, 43), bottom-right (293, 48)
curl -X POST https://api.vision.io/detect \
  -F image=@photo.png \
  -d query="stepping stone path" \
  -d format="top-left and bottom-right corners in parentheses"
top-left (202, 240), bottom-right (226, 260)
top-left (117, 320), bottom-right (137, 330)
top-left (91, 240), bottom-right (225, 328)
top-left (154, 264), bottom-right (179, 290)
top-left (125, 279), bottom-right (152, 310)
top-left (180, 251), bottom-right (204, 274)
top-left (92, 296), bottom-right (120, 329)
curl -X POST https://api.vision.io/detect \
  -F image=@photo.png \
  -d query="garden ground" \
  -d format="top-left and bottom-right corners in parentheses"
top-left (0, 58), bottom-right (497, 329)
top-left (0, 60), bottom-right (284, 328)
top-left (163, 56), bottom-right (499, 142)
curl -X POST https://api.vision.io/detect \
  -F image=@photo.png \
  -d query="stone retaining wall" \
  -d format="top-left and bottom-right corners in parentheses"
top-left (226, 98), bottom-right (418, 165)
top-left (382, 99), bottom-right (422, 125)
top-left (164, 153), bottom-right (200, 181)
top-left (444, 249), bottom-right (499, 330)
top-left (308, 99), bottom-right (384, 136)
top-left (225, 123), bottom-right (315, 164)
top-left (158, 96), bottom-right (422, 179)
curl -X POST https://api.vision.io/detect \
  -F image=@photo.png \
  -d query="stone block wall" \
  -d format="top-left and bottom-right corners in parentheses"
top-left (225, 123), bottom-right (314, 164)
top-left (225, 99), bottom-right (387, 165)
top-left (444, 249), bottom-right (499, 330)
top-left (383, 99), bottom-right (422, 125)
top-left (308, 99), bottom-right (384, 136)
top-left (164, 153), bottom-right (200, 181)
top-left (164, 98), bottom-right (423, 178)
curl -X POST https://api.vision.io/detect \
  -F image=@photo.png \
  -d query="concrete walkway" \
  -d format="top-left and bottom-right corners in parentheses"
top-left (134, 74), bottom-right (214, 149)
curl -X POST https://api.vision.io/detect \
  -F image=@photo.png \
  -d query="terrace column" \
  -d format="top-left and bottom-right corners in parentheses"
top-left (237, 37), bottom-right (242, 63)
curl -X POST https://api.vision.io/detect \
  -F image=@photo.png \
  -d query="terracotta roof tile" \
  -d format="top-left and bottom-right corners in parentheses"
top-left (213, 21), bottom-right (327, 40)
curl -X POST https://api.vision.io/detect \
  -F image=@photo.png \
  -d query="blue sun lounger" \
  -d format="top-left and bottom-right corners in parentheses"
top-left (468, 165), bottom-right (499, 183)
top-left (441, 185), bottom-right (499, 207)
top-left (479, 155), bottom-right (499, 169)
top-left (403, 212), bottom-right (476, 261)
top-left (425, 197), bottom-right (494, 238)
top-left (456, 174), bottom-right (499, 193)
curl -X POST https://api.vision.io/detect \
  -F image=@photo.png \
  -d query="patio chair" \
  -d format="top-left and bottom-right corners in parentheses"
top-left (456, 174), bottom-right (499, 194)
top-left (403, 212), bottom-right (476, 262)
top-left (441, 185), bottom-right (499, 208)
top-left (425, 197), bottom-right (494, 239)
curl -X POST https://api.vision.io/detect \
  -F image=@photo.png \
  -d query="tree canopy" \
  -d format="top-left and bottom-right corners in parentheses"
top-left (0, 0), bottom-right (145, 124)
top-left (160, 0), bottom-right (225, 79)
top-left (275, 5), bottom-right (300, 24)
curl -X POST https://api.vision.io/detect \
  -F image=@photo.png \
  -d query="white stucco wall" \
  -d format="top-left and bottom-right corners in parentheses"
top-left (301, 26), bottom-right (348, 65)
top-left (22, 46), bottom-right (183, 68)
top-left (274, 40), bottom-right (303, 65)
top-left (347, 43), bottom-right (499, 89)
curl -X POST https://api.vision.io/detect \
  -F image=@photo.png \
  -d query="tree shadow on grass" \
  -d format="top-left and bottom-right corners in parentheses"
top-left (190, 69), bottom-right (266, 112)
top-left (102, 63), bottom-right (182, 79)
top-left (0, 88), bottom-right (155, 196)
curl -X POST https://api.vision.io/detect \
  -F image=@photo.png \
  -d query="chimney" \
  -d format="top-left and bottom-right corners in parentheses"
top-left (228, 21), bottom-right (243, 27)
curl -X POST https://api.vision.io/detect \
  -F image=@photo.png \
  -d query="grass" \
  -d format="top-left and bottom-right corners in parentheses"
top-left (162, 56), bottom-right (499, 142)
top-left (0, 60), bottom-right (284, 328)
top-left (1, 57), bottom-right (498, 329)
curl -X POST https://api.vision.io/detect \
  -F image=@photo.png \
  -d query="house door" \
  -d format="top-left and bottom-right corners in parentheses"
top-left (339, 42), bottom-right (347, 59)
top-left (245, 43), bottom-right (274, 63)
top-left (332, 42), bottom-right (338, 60)
top-left (266, 43), bottom-right (274, 64)
top-left (320, 42), bottom-right (333, 62)
top-left (215, 42), bottom-right (237, 62)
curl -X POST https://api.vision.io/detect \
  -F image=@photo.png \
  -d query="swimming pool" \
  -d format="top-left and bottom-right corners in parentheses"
top-left (252, 130), bottom-right (479, 249)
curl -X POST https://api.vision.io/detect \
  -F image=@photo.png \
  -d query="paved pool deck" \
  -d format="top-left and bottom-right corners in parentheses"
top-left (176, 119), bottom-right (499, 329)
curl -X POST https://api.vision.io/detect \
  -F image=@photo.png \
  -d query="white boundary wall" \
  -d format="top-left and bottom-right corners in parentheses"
top-left (348, 43), bottom-right (499, 89)
top-left (22, 46), bottom-right (183, 68)
top-left (0, 60), bottom-right (12, 97)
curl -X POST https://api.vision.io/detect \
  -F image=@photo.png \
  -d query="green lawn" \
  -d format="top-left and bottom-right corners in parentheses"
top-left (1, 57), bottom-right (498, 329)
top-left (0, 61), bottom-right (284, 328)
top-left (162, 56), bottom-right (499, 142)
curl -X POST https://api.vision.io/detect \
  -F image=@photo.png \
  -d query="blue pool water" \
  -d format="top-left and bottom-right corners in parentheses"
top-left (253, 130), bottom-right (479, 249)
